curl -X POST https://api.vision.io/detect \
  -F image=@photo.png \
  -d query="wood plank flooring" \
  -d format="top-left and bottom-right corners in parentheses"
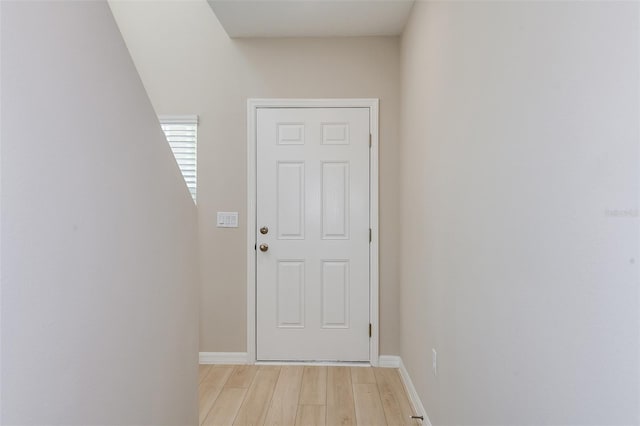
top-left (199, 365), bottom-right (419, 426)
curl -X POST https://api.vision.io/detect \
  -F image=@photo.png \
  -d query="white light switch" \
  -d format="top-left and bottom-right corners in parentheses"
top-left (217, 212), bottom-right (238, 228)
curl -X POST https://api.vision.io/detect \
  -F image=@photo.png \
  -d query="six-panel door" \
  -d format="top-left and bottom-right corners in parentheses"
top-left (256, 107), bottom-right (370, 361)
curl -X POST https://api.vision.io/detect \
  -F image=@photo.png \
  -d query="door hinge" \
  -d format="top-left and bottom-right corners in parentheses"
top-left (369, 228), bottom-right (372, 243)
top-left (369, 323), bottom-right (372, 338)
top-left (254, 243), bottom-right (257, 251)
top-left (369, 133), bottom-right (372, 148)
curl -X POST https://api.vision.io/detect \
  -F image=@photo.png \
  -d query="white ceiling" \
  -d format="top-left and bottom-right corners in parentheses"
top-left (207, 0), bottom-right (415, 38)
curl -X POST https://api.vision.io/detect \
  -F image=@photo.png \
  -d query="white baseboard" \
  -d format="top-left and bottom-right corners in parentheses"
top-left (397, 357), bottom-right (433, 426)
top-left (378, 355), bottom-right (401, 368)
top-left (256, 361), bottom-right (370, 367)
top-left (199, 352), bottom-right (249, 365)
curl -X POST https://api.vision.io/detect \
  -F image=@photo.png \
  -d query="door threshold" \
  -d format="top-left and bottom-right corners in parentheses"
top-left (255, 360), bottom-right (371, 367)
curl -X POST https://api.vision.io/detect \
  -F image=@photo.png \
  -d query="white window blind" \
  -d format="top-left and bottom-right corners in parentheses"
top-left (159, 115), bottom-right (198, 202)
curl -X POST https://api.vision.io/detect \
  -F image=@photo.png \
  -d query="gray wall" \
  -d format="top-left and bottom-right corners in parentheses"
top-left (0, 1), bottom-right (199, 423)
top-left (109, 0), bottom-right (402, 356)
top-left (400, 2), bottom-right (639, 424)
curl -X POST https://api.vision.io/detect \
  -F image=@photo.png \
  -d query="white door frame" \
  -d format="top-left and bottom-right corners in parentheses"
top-left (246, 98), bottom-right (379, 366)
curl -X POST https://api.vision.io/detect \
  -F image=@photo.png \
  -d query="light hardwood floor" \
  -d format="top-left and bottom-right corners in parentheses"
top-left (198, 365), bottom-right (420, 426)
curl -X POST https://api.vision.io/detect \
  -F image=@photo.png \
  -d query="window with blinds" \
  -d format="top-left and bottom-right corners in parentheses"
top-left (159, 115), bottom-right (198, 202)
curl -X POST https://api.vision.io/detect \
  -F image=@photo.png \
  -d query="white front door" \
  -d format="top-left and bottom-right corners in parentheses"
top-left (256, 107), bottom-right (370, 361)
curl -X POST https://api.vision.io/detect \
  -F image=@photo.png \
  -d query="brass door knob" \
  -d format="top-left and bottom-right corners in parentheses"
top-left (259, 244), bottom-right (269, 252)
top-left (260, 226), bottom-right (269, 235)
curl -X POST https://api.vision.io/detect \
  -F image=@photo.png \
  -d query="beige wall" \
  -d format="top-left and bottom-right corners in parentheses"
top-left (400, 1), bottom-right (639, 424)
top-left (109, 0), bottom-right (401, 355)
top-left (1, 1), bottom-right (199, 423)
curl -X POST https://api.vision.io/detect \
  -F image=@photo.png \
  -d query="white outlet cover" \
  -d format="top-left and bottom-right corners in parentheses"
top-left (432, 348), bottom-right (437, 376)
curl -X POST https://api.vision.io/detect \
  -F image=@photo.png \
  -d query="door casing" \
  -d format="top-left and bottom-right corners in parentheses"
top-left (246, 98), bottom-right (379, 365)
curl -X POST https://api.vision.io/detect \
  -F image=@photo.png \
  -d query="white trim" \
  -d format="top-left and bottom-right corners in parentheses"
top-left (246, 98), bottom-right (380, 365)
top-left (199, 352), bottom-right (250, 365)
top-left (378, 355), bottom-right (401, 368)
top-left (368, 99), bottom-right (380, 366)
top-left (248, 98), bottom-right (380, 109)
top-left (398, 357), bottom-right (433, 426)
top-left (247, 101), bottom-right (257, 364)
top-left (0, 0), bottom-right (3, 413)
top-left (256, 361), bottom-right (371, 367)
top-left (157, 114), bottom-right (199, 124)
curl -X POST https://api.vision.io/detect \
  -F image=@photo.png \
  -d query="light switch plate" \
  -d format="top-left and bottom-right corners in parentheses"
top-left (217, 212), bottom-right (238, 228)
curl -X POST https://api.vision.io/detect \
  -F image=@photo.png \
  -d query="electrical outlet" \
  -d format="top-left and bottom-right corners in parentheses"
top-left (432, 348), bottom-right (437, 376)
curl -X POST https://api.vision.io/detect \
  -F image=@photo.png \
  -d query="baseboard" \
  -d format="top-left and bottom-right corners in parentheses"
top-left (378, 355), bottom-right (401, 368)
top-left (199, 352), bottom-right (249, 365)
top-left (256, 361), bottom-right (370, 367)
top-left (398, 357), bottom-right (433, 426)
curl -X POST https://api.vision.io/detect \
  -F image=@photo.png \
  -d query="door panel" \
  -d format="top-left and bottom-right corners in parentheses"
top-left (321, 260), bottom-right (349, 328)
top-left (321, 162), bottom-right (350, 239)
top-left (256, 107), bottom-right (370, 361)
top-left (276, 260), bottom-right (305, 328)
top-left (277, 162), bottom-right (305, 239)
